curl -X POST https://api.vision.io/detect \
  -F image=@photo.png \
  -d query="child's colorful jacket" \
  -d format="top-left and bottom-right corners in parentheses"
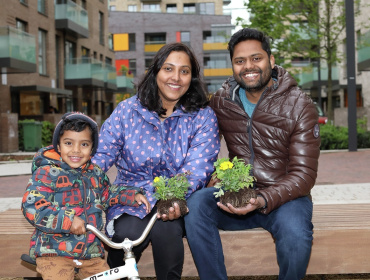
top-left (22, 145), bottom-right (139, 260)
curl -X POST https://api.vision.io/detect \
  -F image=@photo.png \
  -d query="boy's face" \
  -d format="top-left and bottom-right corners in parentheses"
top-left (57, 127), bottom-right (93, 169)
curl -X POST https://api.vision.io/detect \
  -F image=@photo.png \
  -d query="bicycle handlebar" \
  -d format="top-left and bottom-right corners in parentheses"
top-left (86, 212), bottom-right (157, 249)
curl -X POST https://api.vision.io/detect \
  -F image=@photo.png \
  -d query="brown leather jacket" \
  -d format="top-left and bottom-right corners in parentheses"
top-left (210, 65), bottom-right (321, 214)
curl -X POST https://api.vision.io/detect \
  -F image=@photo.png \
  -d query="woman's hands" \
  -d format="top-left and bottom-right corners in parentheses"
top-left (135, 193), bottom-right (151, 214)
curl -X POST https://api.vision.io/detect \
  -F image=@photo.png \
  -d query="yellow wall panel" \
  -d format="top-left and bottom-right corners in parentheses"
top-left (144, 44), bottom-right (165, 52)
top-left (203, 42), bottom-right (228, 50)
top-left (204, 68), bottom-right (233, 77)
top-left (113, 34), bottom-right (129, 51)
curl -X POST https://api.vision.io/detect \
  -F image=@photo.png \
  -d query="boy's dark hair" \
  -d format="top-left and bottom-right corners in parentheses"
top-left (53, 112), bottom-right (99, 156)
top-left (228, 28), bottom-right (273, 61)
top-left (137, 42), bottom-right (209, 118)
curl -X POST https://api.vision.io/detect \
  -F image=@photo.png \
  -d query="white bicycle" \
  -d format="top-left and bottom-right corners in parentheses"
top-left (21, 213), bottom-right (157, 280)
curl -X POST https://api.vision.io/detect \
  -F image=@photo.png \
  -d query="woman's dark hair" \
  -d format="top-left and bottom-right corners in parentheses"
top-left (228, 28), bottom-right (273, 61)
top-left (137, 42), bottom-right (209, 117)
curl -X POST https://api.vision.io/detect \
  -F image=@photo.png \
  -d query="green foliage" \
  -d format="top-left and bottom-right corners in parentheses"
top-left (153, 171), bottom-right (191, 201)
top-left (42, 121), bottom-right (55, 147)
top-left (319, 118), bottom-right (370, 150)
top-left (213, 157), bottom-right (255, 198)
top-left (244, 0), bottom-right (365, 121)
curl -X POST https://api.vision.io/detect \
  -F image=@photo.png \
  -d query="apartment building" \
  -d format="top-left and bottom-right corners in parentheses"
top-left (293, 0), bottom-right (370, 128)
top-left (0, 0), bottom-right (116, 152)
top-left (107, 0), bottom-right (234, 94)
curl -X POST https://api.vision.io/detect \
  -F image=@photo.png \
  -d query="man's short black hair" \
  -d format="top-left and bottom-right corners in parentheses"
top-left (228, 28), bottom-right (273, 61)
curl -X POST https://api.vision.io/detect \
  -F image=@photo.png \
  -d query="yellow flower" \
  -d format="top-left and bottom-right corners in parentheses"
top-left (154, 177), bottom-right (160, 183)
top-left (220, 161), bottom-right (233, 171)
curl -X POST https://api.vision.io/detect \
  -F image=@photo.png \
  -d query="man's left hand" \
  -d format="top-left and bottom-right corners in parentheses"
top-left (217, 196), bottom-right (265, 215)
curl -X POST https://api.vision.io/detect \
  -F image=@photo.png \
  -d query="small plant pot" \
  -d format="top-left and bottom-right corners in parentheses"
top-left (219, 188), bottom-right (257, 208)
top-left (157, 198), bottom-right (188, 216)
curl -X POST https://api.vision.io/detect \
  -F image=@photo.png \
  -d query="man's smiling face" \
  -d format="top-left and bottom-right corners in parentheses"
top-left (232, 39), bottom-right (275, 95)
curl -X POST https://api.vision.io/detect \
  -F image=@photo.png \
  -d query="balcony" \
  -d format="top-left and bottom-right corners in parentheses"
top-left (295, 65), bottom-right (339, 90)
top-left (64, 58), bottom-right (105, 88)
top-left (358, 31), bottom-right (370, 71)
top-left (0, 26), bottom-right (36, 74)
top-left (104, 64), bottom-right (117, 90)
top-left (116, 73), bottom-right (135, 93)
top-left (55, 0), bottom-right (89, 38)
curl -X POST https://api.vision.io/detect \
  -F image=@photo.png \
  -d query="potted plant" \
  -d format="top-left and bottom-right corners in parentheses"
top-left (213, 157), bottom-right (256, 208)
top-left (153, 171), bottom-right (191, 216)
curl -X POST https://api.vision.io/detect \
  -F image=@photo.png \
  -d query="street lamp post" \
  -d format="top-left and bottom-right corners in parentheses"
top-left (345, 0), bottom-right (357, 151)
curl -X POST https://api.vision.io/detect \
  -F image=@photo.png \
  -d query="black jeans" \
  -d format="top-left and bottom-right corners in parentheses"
top-left (107, 208), bottom-right (185, 280)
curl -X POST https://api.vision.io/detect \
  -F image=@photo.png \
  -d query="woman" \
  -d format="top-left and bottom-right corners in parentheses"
top-left (92, 42), bottom-right (220, 280)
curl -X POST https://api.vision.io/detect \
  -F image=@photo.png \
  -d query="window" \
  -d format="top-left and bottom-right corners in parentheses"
top-left (203, 53), bottom-right (231, 69)
top-left (145, 33), bottom-right (166, 44)
top-left (113, 33), bottom-right (135, 51)
top-left (81, 0), bottom-right (86, 9)
top-left (110, 5), bottom-right (116, 11)
top-left (108, 33), bottom-right (113, 50)
top-left (81, 46), bottom-right (90, 62)
top-left (203, 29), bottom-right (229, 43)
top-left (37, 0), bottom-right (46, 14)
top-left (129, 33), bottom-right (136, 51)
top-left (16, 19), bottom-right (27, 32)
top-left (145, 57), bottom-right (154, 71)
top-left (128, 5), bottom-right (137, 12)
top-left (177, 31), bottom-right (190, 47)
top-left (38, 29), bottom-right (47, 75)
top-left (166, 4), bottom-right (177, 13)
top-left (184, 3), bottom-right (196, 14)
top-left (105, 57), bottom-right (112, 66)
top-left (65, 40), bottom-right (76, 64)
top-left (129, 59), bottom-right (136, 77)
top-left (142, 4), bottom-right (160, 12)
top-left (20, 0), bottom-right (28, 5)
top-left (200, 3), bottom-right (215, 15)
top-left (99, 12), bottom-right (104, 45)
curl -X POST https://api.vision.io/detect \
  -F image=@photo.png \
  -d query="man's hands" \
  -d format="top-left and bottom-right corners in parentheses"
top-left (217, 196), bottom-right (266, 215)
top-left (135, 193), bottom-right (151, 214)
top-left (156, 202), bottom-right (189, 221)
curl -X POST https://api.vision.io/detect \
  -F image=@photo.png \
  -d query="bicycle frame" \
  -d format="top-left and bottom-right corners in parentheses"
top-left (82, 212), bottom-right (157, 280)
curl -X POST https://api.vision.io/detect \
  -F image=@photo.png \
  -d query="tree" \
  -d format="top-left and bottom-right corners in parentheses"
top-left (237, 0), bottom-right (362, 122)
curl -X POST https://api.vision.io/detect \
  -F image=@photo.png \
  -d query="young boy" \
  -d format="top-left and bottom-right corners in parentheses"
top-left (21, 112), bottom-right (150, 280)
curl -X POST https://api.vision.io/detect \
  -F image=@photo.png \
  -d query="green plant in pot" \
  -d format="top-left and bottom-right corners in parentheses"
top-left (213, 157), bottom-right (256, 208)
top-left (153, 171), bottom-right (191, 216)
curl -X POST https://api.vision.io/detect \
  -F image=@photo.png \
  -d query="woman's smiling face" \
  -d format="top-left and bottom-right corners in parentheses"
top-left (156, 51), bottom-right (192, 110)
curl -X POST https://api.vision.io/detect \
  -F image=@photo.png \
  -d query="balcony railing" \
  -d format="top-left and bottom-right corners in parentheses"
top-left (0, 26), bottom-right (36, 73)
top-left (64, 58), bottom-right (105, 87)
top-left (295, 65), bottom-right (339, 89)
top-left (55, 0), bottom-right (89, 38)
top-left (104, 64), bottom-right (117, 90)
top-left (116, 72), bottom-right (134, 92)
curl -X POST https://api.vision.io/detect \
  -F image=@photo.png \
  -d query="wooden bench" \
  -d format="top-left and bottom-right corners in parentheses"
top-left (1, 184), bottom-right (370, 278)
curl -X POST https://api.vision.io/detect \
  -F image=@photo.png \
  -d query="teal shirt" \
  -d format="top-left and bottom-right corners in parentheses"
top-left (239, 87), bottom-right (256, 117)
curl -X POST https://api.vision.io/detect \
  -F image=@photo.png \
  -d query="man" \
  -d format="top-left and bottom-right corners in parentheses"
top-left (184, 28), bottom-right (321, 280)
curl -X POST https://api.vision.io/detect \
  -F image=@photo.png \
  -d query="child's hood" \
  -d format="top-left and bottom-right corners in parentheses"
top-left (31, 145), bottom-right (90, 173)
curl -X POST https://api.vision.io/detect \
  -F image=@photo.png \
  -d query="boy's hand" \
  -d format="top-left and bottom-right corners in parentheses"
top-left (70, 216), bottom-right (86, 235)
top-left (135, 193), bottom-right (150, 213)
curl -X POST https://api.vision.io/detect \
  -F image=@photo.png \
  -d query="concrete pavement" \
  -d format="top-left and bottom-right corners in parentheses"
top-left (1, 149), bottom-right (370, 212)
